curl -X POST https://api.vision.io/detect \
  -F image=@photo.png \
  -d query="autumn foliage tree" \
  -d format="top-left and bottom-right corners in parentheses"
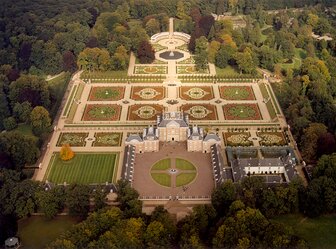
top-left (60, 144), bottom-right (74, 161)
top-left (137, 40), bottom-right (155, 64)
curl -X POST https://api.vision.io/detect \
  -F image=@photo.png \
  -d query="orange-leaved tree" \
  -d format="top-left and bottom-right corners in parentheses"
top-left (60, 144), bottom-right (74, 161)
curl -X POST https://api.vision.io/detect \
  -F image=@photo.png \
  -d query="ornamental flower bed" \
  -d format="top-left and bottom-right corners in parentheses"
top-left (180, 104), bottom-right (217, 120)
top-left (82, 104), bottom-right (121, 121)
top-left (223, 103), bottom-right (262, 120)
top-left (88, 86), bottom-right (124, 101)
top-left (93, 132), bottom-right (122, 147)
top-left (257, 132), bottom-right (286, 146)
top-left (219, 86), bottom-right (255, 100)
top-left (128, 104), bottom-right (164, 120)
top-left (57, 132), bottom-right (88, 147)
top-left (131, 86), bottom-right (165, 101)
top-left (180, 86), bottom-right (214, 100)
top-left (134, 66), bottom-right (167, 74)
top-left (224, 132), bottom-right (253, 147)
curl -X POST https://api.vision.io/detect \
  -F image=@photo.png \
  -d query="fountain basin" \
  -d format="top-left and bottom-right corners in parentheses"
top-left (159, 51), bottom-right (184, 60)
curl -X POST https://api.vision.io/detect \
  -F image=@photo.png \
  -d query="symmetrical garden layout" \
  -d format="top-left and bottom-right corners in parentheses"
top-left (36, 18), bottom-right (293, 201)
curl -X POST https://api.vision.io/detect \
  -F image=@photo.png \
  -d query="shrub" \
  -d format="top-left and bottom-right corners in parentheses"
top-left (60, 144), bottom-right (74, 161)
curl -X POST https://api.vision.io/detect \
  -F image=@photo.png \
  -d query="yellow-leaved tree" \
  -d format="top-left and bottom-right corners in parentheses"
top-left (60, 144), bottom-right (74, 161)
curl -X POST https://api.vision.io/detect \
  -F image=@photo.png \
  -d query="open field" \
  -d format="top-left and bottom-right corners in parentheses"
top-left (272, 214), bottom-right (336, 249)
top-left (18, 216), bottom-right (80, 249)
top-left (45, 153), bottom-right (118, 184)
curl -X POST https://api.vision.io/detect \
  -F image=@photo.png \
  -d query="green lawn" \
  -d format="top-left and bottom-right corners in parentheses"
top-left (272, 214), bottom-right (336, 249)
top-left (151, 173), bottom-right (171, 187)
top-left (152, 158), bottom-right (171, 170)
top-left (216, 66), bottom-right (241, 77)
top-left (259, 83), bottom-right (277, 119)
top-left (18, 216), bottom-right (80, 249)
top-left (279, 48), bottom-right (307, 70)
top-left (175, 158), bottom-right (196, 170)
top-left (176, 172), bottom-right (196, 187)
top-left (45, 153), bottom-right (119, 184)
top-left (67, 83), bottom-right (84, 121)
top-left (14, 123), bottom-right (35, 137)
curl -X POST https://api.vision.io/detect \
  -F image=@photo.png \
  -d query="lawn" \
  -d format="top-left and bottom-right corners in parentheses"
top-left (45, 153), bottom-right (119, 184)
top-left (259, 83), bottom-right (277, 119)
top-left (66, 83), bottom-right (85, 122)
top-left (175, 158), bottom-right (196, 170)
top-left (176, 172), bottom-right (196, 187)
top-left (151, 173), bottom-right (171, 187)
top-left (18, 216), bottom-right (80, 249)
top-left (272, 214), bottom-right (336, 249)
top-left (216, 66), bottom-right (240, 77)
top-left (152, 158), bottom-right (171, 170)
top-left (279, 48), bottom-right (307, 70)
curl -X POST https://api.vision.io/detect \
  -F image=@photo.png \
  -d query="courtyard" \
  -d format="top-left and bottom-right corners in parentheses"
top-left (132, 142), bottom-right (214, 199)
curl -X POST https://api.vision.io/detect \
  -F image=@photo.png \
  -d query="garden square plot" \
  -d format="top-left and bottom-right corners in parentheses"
top-left (134, 65), bottom-right (167, 74)
top-left (223, 132), bottom-right (253, 147)
top-left (82, 104), bottom-right (121, 121)
top-left (180, 104), bottom-right (217, 120)
top-left (223, 103), bottom-right (262, 120)
top-left (44, 153), bottom-right (119, 184)
top-left (56, 132), bottom-right (88, 147)
top-left (179, 86), bottom-right (214, 100)
top-left (128, 104), bottom-right (164, 121)
top-left (88, 86), bottom-right (125, 101)
top-left (93, 132), bottom-right (123, 147)
top-left (176, 65), bottom-right (209, 74)
top-left (257, 132), bottom-right (287, 146)
top-left (219, 86), bottom-right (255, 100)
top-left (130, 86), bottom-right (165, 101)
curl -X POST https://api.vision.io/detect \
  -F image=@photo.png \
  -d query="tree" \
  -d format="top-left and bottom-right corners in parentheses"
top-left (235, 47), bottom-right (256, 74)
top-left (301, 123), bottom-right (328, 162)
top-left (30, 106), bottom-right (51, 136)
top-left (60, 144), bottom-right (74, 161)
top-left (215, 44), bottom-right (236, 68)
top-left (211, 180), bottom-right (236, 216)
top-left (66, 184), bottom-right (90, 217)
top-left (77, 47), bottom-right (111, 71)
top-left (111, 45), bottom-right (128, 70)
top-left (137, 40), bottom-right (155, 64)
top-left (36, 186), bottom-right (65, 219)
top-left (3, 117), bottom-right (17, 131)
top-left (116, 180), bottom-right (142, 218)
top-left (145, 18), bottom-right (160, 37)
top-left (63, 51), bottom-right (77, 72)
top-left (194, 36), bottom-right (208, 70)
top-left (13, 101), bottom-right (32, 123)
top-left (0, 132), bottom-right (40, 169)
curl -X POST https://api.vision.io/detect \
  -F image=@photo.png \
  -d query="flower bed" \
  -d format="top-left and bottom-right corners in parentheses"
top-left (219, 86), bottom-right (255, 100)
top-left (180, 104), bottom-right (217, 120)
top-left (224, 132), bottom-right (253, 147)
top-left (56, 132), bottom-right (88, 147)
top-left (223, 103), bottom-right (262, 120)
top-left (179, 86), bottom-right (214, 100)
top-left (88, 86), bottom-right (124, 101)
top-left (257, 132), bottom-right (286, 146)
top-left (131, 86), bottom-right (165, 101)
top-left (82, 104), bottom-right (121, 121)
top-left (93, 132), bottom-right (122, 147)
top-left (134, 65), bottom-right (167, 74)
top-left (176, 65), bottom-right (209, 74)
top-left (128, 104), bottom-right (164, 120)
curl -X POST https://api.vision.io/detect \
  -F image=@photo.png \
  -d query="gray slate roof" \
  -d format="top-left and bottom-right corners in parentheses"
top-left (126, 134), bottom-right (143, 142)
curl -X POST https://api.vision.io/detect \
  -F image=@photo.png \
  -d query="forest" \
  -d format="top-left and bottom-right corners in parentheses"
top-left (1, 0), bottom-right (336, 248)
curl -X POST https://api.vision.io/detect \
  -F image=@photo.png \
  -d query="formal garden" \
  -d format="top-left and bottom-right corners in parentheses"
top-left (179, 86), bottom-right (214, 100)
top-left (131, 86), bottom-right (165, 100)
top-left (219, 86), bottom-right (255, 100)
top-left (150, 158), bottom-right (197, 187)
top-left (134, 65), bottom-right (167, 74)
top-left (56, 132), bottom-right (88, 147)
top-left (93, 132), bottom-right (122, 147)
top-left (44, 152), bottom-right (119, 184)
top-left (181, 104), bottom-right (217, 120)
top-left (223, 132), bottom-right (253, 147)
top-left (128, 104), bottom-right (164, 120)
top-left (223, 103), bottom-right (262, 120)
top-left (177, 65), bottom-right (209, 74)
top-left (88, 86), bottom-right (124, 101)
top-left (257, 131), bottom-right (287, 146)
top-left (82, 104), bottom-right (121, 121)
top-left (177, 56), bottom-right (195, 64)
